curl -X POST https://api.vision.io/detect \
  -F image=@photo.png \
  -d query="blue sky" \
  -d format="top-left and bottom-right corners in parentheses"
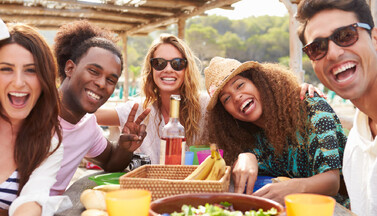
top-left (206, 0), bottom-right (288, 19)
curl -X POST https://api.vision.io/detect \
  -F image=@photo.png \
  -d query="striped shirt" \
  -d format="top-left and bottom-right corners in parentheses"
top-left (0, 170), bottom-right (19, 210)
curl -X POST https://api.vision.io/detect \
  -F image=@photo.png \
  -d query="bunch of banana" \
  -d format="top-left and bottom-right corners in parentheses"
top-left (205, 144), bottom-right (226, 181)
top-left (184, 144), bottom-right (226, 181)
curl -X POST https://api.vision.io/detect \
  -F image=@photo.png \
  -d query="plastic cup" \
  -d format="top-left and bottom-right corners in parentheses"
top-left (253, 176), bottom-right (273, 192)
top-left (106, 189), bottom-right (151, 216)
top-left (189, 145), bottom-right (210, 165)
top-left (285, 193), bottom-right (335, 216)
top-left (197, 149), bottom-right (224, 164)
top-left (184, 151), bottom-right (194, 165)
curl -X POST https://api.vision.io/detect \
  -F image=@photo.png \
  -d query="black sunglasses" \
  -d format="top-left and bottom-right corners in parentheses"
top-left (150, 58), bottom-right (187, 71)
top-left (303, 23), bottom-right (371, 61)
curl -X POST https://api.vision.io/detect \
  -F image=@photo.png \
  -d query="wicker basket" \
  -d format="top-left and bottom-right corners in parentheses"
top-left (119, 165), bottom-right (231, 201)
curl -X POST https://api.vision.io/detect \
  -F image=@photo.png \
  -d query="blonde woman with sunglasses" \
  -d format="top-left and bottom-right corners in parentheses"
top-left (96, 34), bottom-right (207, 164)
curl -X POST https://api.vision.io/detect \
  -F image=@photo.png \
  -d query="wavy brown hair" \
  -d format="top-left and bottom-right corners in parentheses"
top-left (0, 23), bottom-right (62, 194)
top-left (141, 34), bottom-right (202, 145)
top-left (206, 63), bottom-right (307, 164)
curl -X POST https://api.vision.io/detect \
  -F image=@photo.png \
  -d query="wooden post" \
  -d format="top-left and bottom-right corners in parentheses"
top-left (178, 18), bottom-right (186, 39)
top-left (120, 33), bottom-right (129, 101)
top-left (280, 0), bottom-right (305, 83)
top-left (370, 0), bottom-right (377, 26)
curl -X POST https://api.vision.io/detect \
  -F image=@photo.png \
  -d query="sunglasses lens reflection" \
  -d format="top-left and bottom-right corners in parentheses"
top-left (334, 26), bottom-right (358, 46)
top-left (151, 58), bottom-right (167, 70)
top-left (171, 58), bottom-right (186, 71)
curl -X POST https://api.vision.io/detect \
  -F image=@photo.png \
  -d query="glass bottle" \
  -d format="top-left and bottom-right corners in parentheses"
top-left (160, 95), bottom-right (186, 165)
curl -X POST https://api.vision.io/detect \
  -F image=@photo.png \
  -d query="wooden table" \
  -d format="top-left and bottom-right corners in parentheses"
top-left (56, 172), bottom-right (356, 216)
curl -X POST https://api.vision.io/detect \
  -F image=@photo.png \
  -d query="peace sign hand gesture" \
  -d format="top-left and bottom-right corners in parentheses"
top-left (118, 103), bottom-right (151, 152)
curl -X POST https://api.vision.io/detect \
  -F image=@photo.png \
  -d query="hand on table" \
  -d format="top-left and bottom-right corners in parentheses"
top-left (118, 103), bottom-right (150, 152)
top-left (253, 179), bottom-right (295, 205)
top-left (232, 153), bottom-right (259, 194)
top-left (300, 83), bottom-right (326, 100)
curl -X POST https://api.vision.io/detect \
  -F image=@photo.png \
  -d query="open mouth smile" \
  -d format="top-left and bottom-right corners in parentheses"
top-left (8, 92), bottom-right (29, 107)
top-left (332, 62), bottom-right (356, 83)
top-left (240, 98), bottom-right (254, 113)
top-left (161, 77), bottom-right (177, 82)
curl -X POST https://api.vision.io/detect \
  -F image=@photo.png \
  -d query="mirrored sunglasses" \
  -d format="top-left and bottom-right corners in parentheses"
top-left (303, 22), bottom-right (371, 61)
top-left (150, 58), bottom-right (187, 71)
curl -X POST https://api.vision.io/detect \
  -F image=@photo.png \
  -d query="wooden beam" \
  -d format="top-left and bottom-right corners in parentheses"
top-left (178, 18), bottom-right (186, 39)
top-left (141, 0), bottom-right (203, 7)
top-left (120, 33), bottom-right (129, 101)
top-left (126, 0), bottom-right (241, 35)
top-left (0, 14), bottom-right (133, 31)
top-left (0, 4), bottom-right (152, 23)
top-left (51, 0), bottom-right (176, 16)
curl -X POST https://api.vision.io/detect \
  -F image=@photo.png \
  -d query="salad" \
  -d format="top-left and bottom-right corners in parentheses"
top-left (163, 202), bottom-right (278, 216)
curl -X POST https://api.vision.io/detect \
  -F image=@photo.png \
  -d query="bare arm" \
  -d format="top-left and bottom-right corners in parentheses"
top-left (90, 103), bottom-right (151, 172)
top-left (13, 202), bottom-right (41, 216)
top-left (253, 169), bottom-right (340, 205)
top-left (95, 108), bottom-right (121, 126)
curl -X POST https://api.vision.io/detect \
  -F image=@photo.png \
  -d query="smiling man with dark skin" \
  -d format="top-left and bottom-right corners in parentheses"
top-left (296, 0), bottom-right (377, 215)
top-left (50, 20), bottom-right (150, 196)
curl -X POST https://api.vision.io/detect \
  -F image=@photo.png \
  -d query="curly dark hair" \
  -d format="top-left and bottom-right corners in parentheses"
top-left (206, 63), bottom-right (308, 164)
top-left (54, 20), bottom-right (123, 82)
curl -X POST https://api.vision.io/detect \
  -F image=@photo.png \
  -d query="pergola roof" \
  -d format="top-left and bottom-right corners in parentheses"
top-left (0, 0), bottom-right (242, 36)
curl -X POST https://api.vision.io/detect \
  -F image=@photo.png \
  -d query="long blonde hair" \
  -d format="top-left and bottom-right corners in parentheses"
top-left (141, 34), bottom-right (202, 144)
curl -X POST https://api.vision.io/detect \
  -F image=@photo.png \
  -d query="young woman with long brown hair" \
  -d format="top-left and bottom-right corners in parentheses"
top-left (0, 22), bottom-right (68, 215)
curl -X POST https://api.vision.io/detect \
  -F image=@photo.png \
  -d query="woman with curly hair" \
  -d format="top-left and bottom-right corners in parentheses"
top-left (204, 57), bottom-right (347, 206)
top-left (96, 34), bottom-right (205, 164)
top-left (52, 20), bottom-right (149, 195)
top-left (0, 22), bottom-right (70, 215)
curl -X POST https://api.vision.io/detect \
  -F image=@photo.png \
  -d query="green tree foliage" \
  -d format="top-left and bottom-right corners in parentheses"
top-left (125, 14), bottom-right (319, 85)
top-left (185, 23), bottom-right (224, 62)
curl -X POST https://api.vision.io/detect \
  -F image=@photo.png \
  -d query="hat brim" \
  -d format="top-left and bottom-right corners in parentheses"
top-left (206, 61), bottom-right (262, 111)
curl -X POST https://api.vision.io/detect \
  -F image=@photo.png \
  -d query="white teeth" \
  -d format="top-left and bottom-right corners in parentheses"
top-left (9, 92), bottom-right (27, 97)
top-left (162, 77), bottom-right (176, 81)
top-left (333, 62), bottom-right (356, 76)
top-left (87, 91), bottom-right (100, 100)
top-left (240, 99), bottom-right (253, 112)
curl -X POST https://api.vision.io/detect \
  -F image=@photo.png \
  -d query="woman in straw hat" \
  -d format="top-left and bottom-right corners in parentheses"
top-left (204, 57), bottom-right (348, 206)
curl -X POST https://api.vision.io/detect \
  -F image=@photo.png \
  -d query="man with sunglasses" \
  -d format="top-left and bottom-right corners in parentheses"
top-left (296, 0), bottom-right (377, 215)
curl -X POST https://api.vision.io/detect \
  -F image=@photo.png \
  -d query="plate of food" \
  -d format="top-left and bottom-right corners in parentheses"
top-left (149, 192), bottom-right (284, 216)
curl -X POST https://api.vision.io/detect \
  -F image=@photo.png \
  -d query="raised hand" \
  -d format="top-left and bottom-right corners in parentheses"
top-left (118, 103), bottom-right (151, 152)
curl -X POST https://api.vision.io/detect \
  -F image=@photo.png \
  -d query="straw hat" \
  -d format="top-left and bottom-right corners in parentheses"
top-left (204, 57), bottom-right (262, 110)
